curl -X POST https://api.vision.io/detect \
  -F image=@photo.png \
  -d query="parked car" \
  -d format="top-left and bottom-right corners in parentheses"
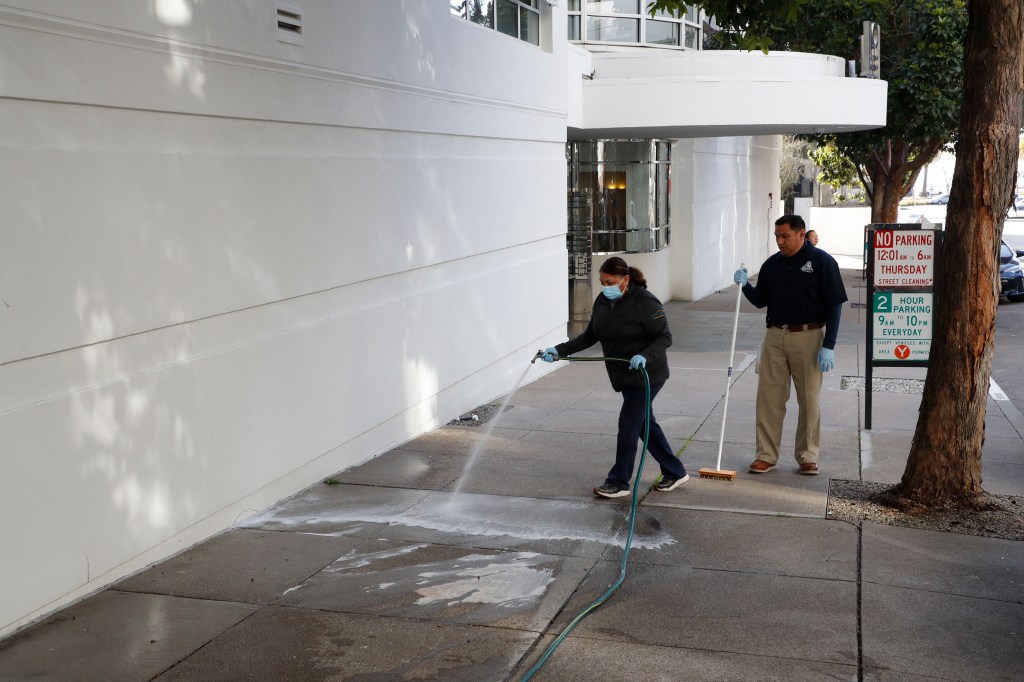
top-left (929, 193), bottom-right (950, 205)
top-left (1000, 241), bottom-right (1024, 302)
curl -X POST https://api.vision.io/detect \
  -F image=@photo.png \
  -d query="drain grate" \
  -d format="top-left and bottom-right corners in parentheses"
top-left (447, 403), bottom-right (505, 427)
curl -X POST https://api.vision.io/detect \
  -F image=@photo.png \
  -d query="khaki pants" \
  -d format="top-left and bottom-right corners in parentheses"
top-left (755, 326), bottom-right (824, 464)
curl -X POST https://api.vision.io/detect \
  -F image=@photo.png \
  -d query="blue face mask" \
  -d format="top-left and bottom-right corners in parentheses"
top-left (603, 282), bottom-right (624, 300)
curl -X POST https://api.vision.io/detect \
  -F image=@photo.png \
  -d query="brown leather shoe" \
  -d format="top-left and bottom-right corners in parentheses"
top-left (799, 462), bottom-right (819, 475)
top-left (748, 460), bottom-right (777, 473)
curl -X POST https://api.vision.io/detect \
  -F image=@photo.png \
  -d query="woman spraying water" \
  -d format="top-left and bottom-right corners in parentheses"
top-left (541, 257), bottom-right (689, 498)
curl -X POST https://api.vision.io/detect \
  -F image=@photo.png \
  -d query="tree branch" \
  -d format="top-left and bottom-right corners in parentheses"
top-left (894, 137), bottom-right (943, 195)
top-left (858, 164), bottom-right (874, 204)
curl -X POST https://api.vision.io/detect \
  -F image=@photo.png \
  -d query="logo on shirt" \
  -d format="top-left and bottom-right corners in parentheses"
top-left (801, 261), bottom-right (814, 274)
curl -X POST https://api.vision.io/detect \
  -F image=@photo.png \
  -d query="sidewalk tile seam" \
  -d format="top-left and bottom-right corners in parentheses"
top-left (606, 558), bottom-right (859, 584)
top-left (518, 633), bottom-right (862, 672)
top-left (858, 579), bottom-right (1024, 606)
top-left (643, 501), bottom-right (826, 520)
top-left (269, 602), bottom-right (554, 638)
top-left (103, 588), bottom-right (274, 609)
top-left (152, 605), bottom-right (270, 679)
top-left (573, 558), bottom-right (858, 587)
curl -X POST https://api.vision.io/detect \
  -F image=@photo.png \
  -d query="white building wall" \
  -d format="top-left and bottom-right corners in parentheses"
top-left (669, 136), bottom-right (780, 301)
top-left (0, 0), bottom-right (569, 636)
top-left (566, 44), bottom-right (592, 129)
top-left (577, 48), bottom-right (887, 139)
top-left (810, 206), bottom-right (873, 267)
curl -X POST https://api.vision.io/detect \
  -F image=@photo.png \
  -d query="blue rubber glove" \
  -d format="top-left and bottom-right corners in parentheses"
top-left (817, 347), bottom-right (835, 373)
top-left (629, 354), bottom-right (646, 370)
top-left (733, 268), bottom-right (749, 285)
top-left (542, 347), bottom-right (559, 363)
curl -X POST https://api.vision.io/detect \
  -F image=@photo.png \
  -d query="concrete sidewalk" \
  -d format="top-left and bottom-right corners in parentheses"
top-left (2, 271), bottom-right (1023, 681)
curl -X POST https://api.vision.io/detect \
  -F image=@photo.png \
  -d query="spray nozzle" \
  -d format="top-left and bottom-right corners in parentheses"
top-left (531, 349), bottom-right (545, 364)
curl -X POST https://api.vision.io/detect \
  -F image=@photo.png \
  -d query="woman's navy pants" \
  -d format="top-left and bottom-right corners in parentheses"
top-left (605, 381), bottom-right (688, 490)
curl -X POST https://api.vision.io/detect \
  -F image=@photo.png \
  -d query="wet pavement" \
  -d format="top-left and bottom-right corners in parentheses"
top-left (2, 270), bottom-right (1023, 681)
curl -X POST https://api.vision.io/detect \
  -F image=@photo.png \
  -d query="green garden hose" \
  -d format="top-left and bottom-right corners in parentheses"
top-left (521, 354), bottom-right (652, 681)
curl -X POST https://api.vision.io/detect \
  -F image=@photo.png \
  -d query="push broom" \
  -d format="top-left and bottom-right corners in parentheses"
top-left (698, 264), bottom-right (743, 481)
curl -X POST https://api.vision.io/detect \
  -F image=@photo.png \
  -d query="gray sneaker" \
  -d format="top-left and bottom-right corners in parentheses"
top-left (593, 483), bottom-right (630, 498)
top-left (654, 473), bottom-right (689, 491)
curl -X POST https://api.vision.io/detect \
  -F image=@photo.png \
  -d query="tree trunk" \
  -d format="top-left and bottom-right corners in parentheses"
top-left (867, 137), bottom-right (943, 223)
top-left (896, 0), bottom-right (1023, 507)
top-left (870, 167), bottom-right (904, 223)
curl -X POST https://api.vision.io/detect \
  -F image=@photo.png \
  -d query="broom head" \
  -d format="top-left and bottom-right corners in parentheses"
top-left (698, 467), bottom-right (737, 481)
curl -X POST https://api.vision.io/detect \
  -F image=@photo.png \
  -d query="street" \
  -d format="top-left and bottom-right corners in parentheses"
top-left (897, 206), bottom-right (1024, 416)
top-left (995, 216), bottom-right (1024, 412)
top-left (995, 293), bottom-right (1024, 412)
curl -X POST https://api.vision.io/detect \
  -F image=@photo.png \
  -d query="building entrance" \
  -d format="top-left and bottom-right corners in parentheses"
top-left (566, 140), bottom-right (671, 334)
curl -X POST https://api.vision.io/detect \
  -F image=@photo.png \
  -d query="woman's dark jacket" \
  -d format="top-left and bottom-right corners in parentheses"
top-left (554, 286), bottom-right (671, 391)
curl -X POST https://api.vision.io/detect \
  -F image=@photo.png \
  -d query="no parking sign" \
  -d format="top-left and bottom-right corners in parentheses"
top-left (872, 229), bottom-right (935, 287)
top-left (864, 225), bottom-right (942, 429)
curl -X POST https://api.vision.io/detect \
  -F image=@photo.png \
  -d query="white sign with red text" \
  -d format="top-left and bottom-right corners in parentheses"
top-left (872, 229), bottom-right (935, 287)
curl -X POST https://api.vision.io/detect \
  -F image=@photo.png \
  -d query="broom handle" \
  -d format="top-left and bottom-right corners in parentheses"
top-left (716, 265), bottom-right (744, 471)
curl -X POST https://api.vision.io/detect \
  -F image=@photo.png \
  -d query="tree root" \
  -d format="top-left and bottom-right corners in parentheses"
top-left (870, 485), bottom-right (997, 513)
top-left (827, 480), bottom-right (1024, 540)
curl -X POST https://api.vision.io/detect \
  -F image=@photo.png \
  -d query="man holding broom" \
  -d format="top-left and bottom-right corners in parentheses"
top-left (733, 214), bottom-right (847, 476)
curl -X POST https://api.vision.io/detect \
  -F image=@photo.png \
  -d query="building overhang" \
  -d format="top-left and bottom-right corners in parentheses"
top-left (569, 48), bottom-right (887, 140)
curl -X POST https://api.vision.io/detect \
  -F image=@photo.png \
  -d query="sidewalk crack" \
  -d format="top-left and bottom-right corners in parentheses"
top-left (856, 522), bottom-right (864, 682)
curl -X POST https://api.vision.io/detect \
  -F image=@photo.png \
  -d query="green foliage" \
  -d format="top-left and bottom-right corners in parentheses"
top-left (810, 142), bottom-right (859, 190)
top-left (647, 0), bottom-right (808, 52)
top-left (776, 0), bottom-right (966, 157)
top-left (780, 135), bottom-right (815, 205)
top-left (777, 1), bottom-right (965, 206)
top-left (650, 1), bottom-right (967, 206)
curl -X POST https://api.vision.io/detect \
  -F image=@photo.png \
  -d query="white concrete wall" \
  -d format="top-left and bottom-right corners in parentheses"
top-left (566, 44), bottom-right (592, 130)
top-left (794, 197), bottom-right (814, 229)
top-left (669, 136), bottom-right (780, 301)
top-left (579, 49), bottom-right (887, 139)
top-left (587, 47), bottom-right (850, 78)
top-left (810, 206), bottom-right (873, 267)
top-left (0, 0), bottom-right (569, 637)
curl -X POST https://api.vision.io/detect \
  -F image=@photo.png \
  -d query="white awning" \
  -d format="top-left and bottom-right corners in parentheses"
top-left (569, 48), bottom-right (887, 140)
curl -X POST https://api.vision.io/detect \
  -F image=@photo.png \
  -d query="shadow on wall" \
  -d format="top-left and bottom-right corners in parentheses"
top-left (4, 0), bottom-right (563, 635)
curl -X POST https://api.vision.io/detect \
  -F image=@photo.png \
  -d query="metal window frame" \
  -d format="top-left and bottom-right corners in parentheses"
top-left (451, 0), bottom-right (541, 45)
top-left (568, 2), bottom-right (702, 50)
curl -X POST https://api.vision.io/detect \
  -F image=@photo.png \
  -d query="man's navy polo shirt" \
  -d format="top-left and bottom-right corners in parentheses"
top-left (746, 242), bottom-right (848, 326)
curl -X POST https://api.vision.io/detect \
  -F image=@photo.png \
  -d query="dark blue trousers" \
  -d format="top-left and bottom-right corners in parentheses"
top-left (605, 381), bottom-right (688, 490)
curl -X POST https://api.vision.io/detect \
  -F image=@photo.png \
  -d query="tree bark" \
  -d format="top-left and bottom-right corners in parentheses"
top-left (896, 0), bottom-right (1023, 507)
top-left (869, 162), bottom-right (905, 223)
top-left (867, 137), bottom-right (943, 223)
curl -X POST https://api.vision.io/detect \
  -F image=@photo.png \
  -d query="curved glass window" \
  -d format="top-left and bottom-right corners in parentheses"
top-left (568, 1), bottom-right (702, 49)
top-left (646, 19), bottom-right (679, 46)
top-left (586, 16), bottom-right (638, 42)
top-left (589, 0), bottom-right (639, 13)
top-left (567, 140), bottom-right (671, 254)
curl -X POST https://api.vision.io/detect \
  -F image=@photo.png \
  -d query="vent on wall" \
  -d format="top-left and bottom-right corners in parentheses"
top-left (275, 2), bottom-right (304, 45)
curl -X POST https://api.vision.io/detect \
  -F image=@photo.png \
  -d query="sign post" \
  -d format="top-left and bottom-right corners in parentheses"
top-left (864, 225), bottom-right (942, 429)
